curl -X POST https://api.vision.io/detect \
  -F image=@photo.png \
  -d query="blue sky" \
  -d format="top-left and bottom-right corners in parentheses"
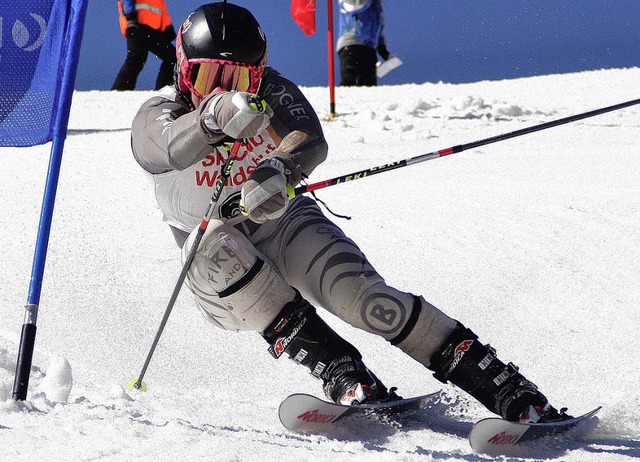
top-left (77, 1), bottom-right (640, 90)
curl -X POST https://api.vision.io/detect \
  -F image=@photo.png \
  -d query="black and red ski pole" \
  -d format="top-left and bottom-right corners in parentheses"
top-left (294, 98), bottom-right (640, 196)
top-left (130, 140), bottom-right (243, 391)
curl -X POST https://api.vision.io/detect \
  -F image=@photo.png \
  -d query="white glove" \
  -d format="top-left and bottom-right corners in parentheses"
top-left (202, 91), bottom-right (273, 139)
top-left (240, 156), bottom-right (300, 223)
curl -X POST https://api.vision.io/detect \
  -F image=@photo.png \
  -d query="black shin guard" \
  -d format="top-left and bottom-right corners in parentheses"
top-left (262, 291), bottom-right (387, 403)
top-left (428, 322), bottom-right (548, 421)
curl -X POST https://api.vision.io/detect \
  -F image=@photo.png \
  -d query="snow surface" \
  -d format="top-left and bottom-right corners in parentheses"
top-left (1, 68), bottom-right (640, 461)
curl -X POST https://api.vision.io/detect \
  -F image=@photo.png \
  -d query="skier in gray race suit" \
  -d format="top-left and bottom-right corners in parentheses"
top-left (131, 2), bottom-right (570, 423)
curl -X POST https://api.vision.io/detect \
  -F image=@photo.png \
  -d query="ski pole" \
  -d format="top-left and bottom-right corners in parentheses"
top-left (294, 97), bottom-right (640, 196)
top-left (130, 140), bottom-right (243, 391)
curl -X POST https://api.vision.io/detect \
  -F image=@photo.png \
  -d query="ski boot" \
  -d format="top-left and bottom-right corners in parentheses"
top-left (428, 322), bottom-right (572, 422)
top-left (518, 403), bottom-right (572, 423)
top-left (262, 290), bottom-right (400, 406)
top-left (322, 356), bottom-right (401, 405)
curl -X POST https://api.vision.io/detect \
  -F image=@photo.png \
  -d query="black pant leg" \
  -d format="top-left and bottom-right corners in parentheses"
top-left (147, 29), bottom-right (177, 90)
top-left (111, 28), bottom-right (150, 90)
top-left (338, 45), bottom-right (377, 86)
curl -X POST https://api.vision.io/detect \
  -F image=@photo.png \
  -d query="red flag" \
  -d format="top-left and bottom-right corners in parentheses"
top-left (291, 0), bottom-right (316, 36)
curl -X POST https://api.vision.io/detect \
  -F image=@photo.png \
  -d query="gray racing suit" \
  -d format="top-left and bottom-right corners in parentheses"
top-left (131, 66), bottom-right (457, 372)
top-left (130, 67), bottom-right (563, 420)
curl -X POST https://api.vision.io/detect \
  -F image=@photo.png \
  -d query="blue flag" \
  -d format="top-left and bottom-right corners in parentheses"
top-left (0, 0), bottom-right (87, 147)
top-left (5, 0), bottom-right (88, 402)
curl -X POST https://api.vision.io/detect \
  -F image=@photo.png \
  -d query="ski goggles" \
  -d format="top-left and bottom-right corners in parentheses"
top-left (181, 59), bottom-right (264, 106)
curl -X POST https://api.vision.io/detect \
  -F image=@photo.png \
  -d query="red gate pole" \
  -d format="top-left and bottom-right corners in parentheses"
top-left (327, 0), bottom-right (336, 119)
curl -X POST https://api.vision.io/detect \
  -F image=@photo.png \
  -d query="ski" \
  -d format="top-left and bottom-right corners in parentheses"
top-left (280, 392), bottom-right (601, 456)
top-left (469, 406), bottom-right (601, 457)
top-left (278, 392), bottom-right (440, 434)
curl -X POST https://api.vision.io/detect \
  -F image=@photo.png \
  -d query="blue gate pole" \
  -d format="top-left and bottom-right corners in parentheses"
top-left (12, 0), bottom-right (89, 401)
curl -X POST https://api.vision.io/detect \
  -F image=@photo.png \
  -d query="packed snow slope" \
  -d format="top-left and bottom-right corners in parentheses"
top-left (1, 68), bottom-right (639, 461)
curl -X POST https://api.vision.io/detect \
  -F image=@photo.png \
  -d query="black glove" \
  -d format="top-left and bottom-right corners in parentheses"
top-left (377, 44), bottom-right (390, 61)
top-left (124, 11), bottom-right (140, 39)
top-left (164, 24), bottom-right (177, 41)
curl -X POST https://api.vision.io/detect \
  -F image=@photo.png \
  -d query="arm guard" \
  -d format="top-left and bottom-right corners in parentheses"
top-left (131, 89), bottom-right (227, 174)
top-left (259, 68), bottom-right (328, 181)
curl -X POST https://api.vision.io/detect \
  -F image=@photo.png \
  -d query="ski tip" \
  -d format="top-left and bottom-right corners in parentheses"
top-left (127, 378), bottom-right (147, 391)
top-left (469, 405), bottom-right (602, 457)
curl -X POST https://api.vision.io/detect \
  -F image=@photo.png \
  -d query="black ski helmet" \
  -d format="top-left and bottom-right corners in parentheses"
top-left (175, 2), bottom-right (267, 105)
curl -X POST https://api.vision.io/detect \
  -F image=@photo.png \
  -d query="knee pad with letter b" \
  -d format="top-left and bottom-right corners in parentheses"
top-left (183, 220), bottom-right (295, 332)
